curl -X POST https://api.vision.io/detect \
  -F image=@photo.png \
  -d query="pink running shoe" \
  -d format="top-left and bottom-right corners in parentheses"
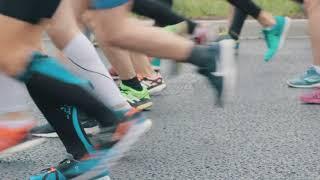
top-left (300, 89), bottom-right (320, 104)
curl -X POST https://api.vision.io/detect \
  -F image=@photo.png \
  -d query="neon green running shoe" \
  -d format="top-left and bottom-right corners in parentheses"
top-left (120, 83), bottom-right (152, 111)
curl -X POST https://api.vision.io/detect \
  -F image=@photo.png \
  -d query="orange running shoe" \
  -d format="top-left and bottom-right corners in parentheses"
top-left (89, 108), bottom-right (152, 170)
top-left (0, 120), bottom-right (45, 158)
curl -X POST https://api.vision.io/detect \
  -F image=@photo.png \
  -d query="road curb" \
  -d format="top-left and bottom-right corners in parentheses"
top-left (199, 19), bottom-right (308, 39)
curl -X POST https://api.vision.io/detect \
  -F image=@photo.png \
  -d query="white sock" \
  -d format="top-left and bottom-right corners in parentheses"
top-left (63, 33), bottom-right (131, 111)
top-left (313, 65), bottom-right (320, 74)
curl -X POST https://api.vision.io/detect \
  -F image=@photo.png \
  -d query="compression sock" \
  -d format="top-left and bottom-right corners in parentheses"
top-left (63, 33), bottom-right (131, 111)
top-left (16, 52), bottom-right (119, 127)
top-left (27, 92), bottom-right (92, 159)
top-left (186, 45), bottom-right (219, 70)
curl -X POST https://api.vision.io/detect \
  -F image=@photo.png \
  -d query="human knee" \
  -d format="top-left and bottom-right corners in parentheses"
top-left (0, 51), bottom-right (30, 76)
top-left (304, 0), bottom-right (320, 15)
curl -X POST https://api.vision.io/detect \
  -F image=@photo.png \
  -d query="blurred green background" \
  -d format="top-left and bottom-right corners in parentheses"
top-left (173, 0), bottom-right (304, 19)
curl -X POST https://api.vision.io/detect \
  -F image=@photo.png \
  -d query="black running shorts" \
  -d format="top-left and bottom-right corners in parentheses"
top-left (0, 0), bottom-right (61, 24)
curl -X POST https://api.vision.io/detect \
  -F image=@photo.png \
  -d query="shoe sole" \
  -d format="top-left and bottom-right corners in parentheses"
top-left (73, 119), bottom-right (152, 180)
top-left (94, 175), bottom-right (111, 180)
top-left (217, 39), bottom-right (237, 102)
top-left (32, 132), bottom-right (58, 138)
top-left (135, 102), bottom-right (153, 111)
top-left (287, 81), bottom-right (320, 88)
top-left (111, 76), bottom-right (119, 80)
top-left (148, 84), bottom-right (167, 96)
top-left (95, 176), bottom-right (110, 180)
top-left (278, 17), bottom-right (292, 51)
top-left (301, 98), bottom-right (320, 104)
top-left (32, 126), bottom-right (101, 138)
top-left (0, 137), bottom-right (47, 158)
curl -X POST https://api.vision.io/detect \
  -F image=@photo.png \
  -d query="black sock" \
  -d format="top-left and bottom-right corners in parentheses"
top-left (186, 45), bottom-right (219, 71)
top-left (17, 53), bottom-right (119, 128)
top-left (122, 76), bottom-right (143, 91)
top-left (227, 0), bottom-right (262, 19)
top-left (229, 8), bottom-right (248, 40)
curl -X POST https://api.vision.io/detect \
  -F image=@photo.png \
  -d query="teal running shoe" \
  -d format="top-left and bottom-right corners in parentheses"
top-left (151, 57), bottom-right (161, 72)
top-left (77, 108), bottom-right (152, 179)
top-left (287, 67), bottom-right (320, 88)
top-left (30, 158), bottom-right (110, 180)
top-left (263, 16), bottom-right (291, 62)
top-left (31, 108), bottom-right (152, 180)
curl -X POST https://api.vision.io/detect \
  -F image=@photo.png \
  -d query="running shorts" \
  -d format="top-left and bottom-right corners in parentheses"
top-left (0, 0), bottom-right (61, 24)
top-left (91, 0), bottom-right (130, 9)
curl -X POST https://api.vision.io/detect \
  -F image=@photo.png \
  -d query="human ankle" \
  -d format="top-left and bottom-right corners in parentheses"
top-left (186, 45), bottom-right (218, 70)
top-left (122, 76), bottom-right (143, 91)
top-left (258, 12), bottom-right (276, 28)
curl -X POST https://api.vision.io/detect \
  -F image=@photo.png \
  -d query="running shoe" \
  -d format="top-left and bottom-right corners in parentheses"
top-left (31, 108), bottom-right (151, 179)
top-left (213, 33), bottom-right (240, 55)
top-left (151, 57), bottom-right (161, 73)
top-left (120, 82), bottom-right (153, 110)
top-left (31, 120), bottom-right (100, 138)
top-left (0, 120), bottom-right (46, 158)
top-left (287, 67), bottom-right (320, 88)
top-left (30, 158), bottom-right (110, 180)
top-left (300, 89), bottom-right (320, 104)
top-left (263, 16), bottom-right (291, 62)
top-left (76, 108), bottom-right (152, 178)
top-left (199, 39), bottom-right (236, 106)
top-left (140, 74), bottom-right (167, 95)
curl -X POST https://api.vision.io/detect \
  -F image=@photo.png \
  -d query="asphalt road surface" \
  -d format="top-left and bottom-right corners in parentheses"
top-left (1, 38), bottom-right (320, 180)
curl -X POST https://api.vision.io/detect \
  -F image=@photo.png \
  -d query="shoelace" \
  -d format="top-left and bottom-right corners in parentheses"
top-left (306, 68), bottom-right (315, 75)
top-left (301, 68), bottom-right (316, 78)
top-left (141, 77), bottom-right (162, 88)
top-left (120, 89), bottom-right (140, 103)
top-left (42, 167), bottom-right (59, 180)
top-left (40, 159), bottom-right (72, 179)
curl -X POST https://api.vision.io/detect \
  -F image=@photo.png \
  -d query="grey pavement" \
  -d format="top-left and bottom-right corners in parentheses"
top-left (1, 37), bottom-right (320, 179)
